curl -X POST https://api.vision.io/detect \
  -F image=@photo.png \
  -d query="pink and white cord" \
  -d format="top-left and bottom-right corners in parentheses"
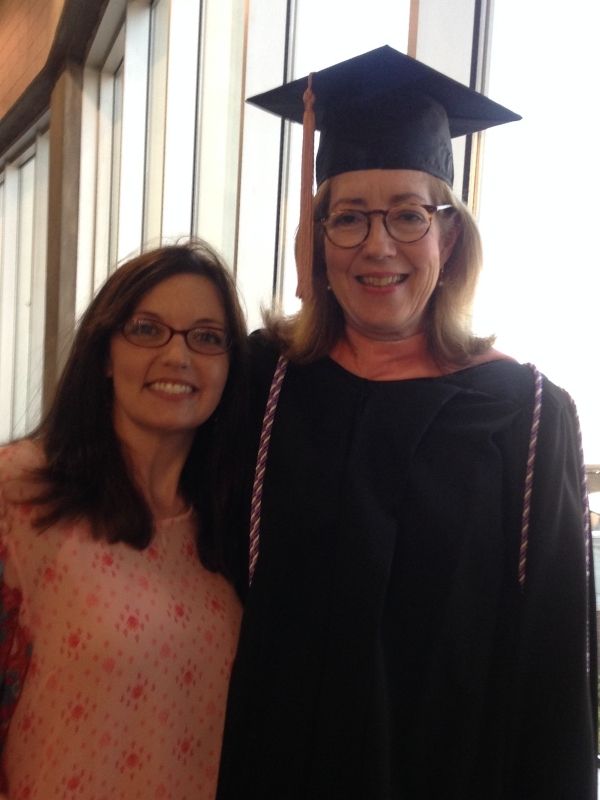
top-left (248, 355), bottom-right (289, 586)
top-left (566, 390), bottom-right (593, 675)
top-left (519, 364), bottom-right (543, 588)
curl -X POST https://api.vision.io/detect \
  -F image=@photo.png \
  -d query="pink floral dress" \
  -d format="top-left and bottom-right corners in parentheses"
top-left (0, 440), bottom-right (242, 799)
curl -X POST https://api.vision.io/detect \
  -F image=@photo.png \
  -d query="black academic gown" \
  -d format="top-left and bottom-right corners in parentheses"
top-left (218, 333), bottom-right (597, 800)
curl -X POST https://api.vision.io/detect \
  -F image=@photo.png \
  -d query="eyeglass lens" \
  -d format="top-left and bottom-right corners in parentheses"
top-left (324, 204), bottom-right (436, 247)
top-left (122, 318), bottom-right (228, 354)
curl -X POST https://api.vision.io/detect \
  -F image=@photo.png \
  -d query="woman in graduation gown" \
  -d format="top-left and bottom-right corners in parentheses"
top-left (217, 48), bottom-right (597, 799)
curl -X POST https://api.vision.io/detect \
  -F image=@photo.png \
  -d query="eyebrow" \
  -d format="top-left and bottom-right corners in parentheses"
top-left (132, 310), bottom-right (226, 328)
top-left (330, 192), bottom-right (430, 208)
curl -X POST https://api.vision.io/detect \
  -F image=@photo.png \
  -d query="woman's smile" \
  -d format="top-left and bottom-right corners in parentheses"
top-left (325, 169), bottom-right (455, 341)
top-left (145, 380), bottom-right (198, 396)
top-left (355, 272), bottom-right (409, 289)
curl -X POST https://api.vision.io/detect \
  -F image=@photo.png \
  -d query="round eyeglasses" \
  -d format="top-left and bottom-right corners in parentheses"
top-left (321, 203), bottom-right (453, 248)
top-left (121, 318), bottom-right (230, 355)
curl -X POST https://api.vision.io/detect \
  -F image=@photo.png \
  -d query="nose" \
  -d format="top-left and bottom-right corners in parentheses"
top-left (160, 332), bottom-right (192, 366)
top-left (361, 214), bottom-right (397, 258)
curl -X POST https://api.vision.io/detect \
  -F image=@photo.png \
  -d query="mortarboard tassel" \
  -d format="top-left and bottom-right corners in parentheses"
top-left (296, 74), bottom-right (315, 300)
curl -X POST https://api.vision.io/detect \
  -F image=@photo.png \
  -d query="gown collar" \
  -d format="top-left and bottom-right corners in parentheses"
top-left (329, 327), bottom-right (513, 381)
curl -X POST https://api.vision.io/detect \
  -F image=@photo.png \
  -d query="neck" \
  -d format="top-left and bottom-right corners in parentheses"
top-left (330, 327), bottom-right (444, 380)
top-left (118, 430), bottom-right (194, 518)
top-left (330, 326), bottom-right (514, 381)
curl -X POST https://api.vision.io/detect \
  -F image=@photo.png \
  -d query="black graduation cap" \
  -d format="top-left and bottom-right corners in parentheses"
top-left (247, 45), bottom-right (520, 187)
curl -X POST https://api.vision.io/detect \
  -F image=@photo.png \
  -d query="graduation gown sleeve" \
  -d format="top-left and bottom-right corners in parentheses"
top-left (508, 378), bottom-right (596, 798)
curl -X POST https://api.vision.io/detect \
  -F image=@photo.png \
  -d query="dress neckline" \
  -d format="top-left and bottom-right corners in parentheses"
top-left (154, 505), bottom-right (194, 526)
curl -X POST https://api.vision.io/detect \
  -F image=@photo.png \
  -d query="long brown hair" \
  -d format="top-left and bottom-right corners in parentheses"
top-left (26, 240), bottom-right (247, 577)
top-left (266, 174), bottom-right (493, 367)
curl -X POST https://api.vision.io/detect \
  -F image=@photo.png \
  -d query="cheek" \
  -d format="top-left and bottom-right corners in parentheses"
top-left (107, 341), bottom-right (150, 396)
top-left (325, 241), bottom-right (342, 270)
top-left (324, 244), bottom-right (353, 283)
top-left (414, 237), bottom-right (444, 276)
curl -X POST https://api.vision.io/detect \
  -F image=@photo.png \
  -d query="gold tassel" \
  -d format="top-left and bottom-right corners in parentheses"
top-left (296, 74), bottom-right (315, 300)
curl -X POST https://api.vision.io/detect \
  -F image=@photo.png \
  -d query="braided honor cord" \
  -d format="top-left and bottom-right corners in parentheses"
top-left (519, 364), bottom-right (543, 588)
top-left (567, 391), bottom-right (593, 675)
top-left (248, 355), bottom-right (289, 586)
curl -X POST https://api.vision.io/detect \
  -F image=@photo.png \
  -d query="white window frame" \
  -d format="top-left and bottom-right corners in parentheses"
top-left (192, 0), bottom-right (246, 267)
top-left (0, 130), bottom-right (50, 441)
top-left (77, 24), bottom-right (127, 316)
top-left (143, 0), bottom-right (170, 245)
top-left (77, 2), bottom-right (150, 315)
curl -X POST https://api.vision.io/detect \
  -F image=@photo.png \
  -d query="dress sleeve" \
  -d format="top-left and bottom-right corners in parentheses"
top-left (0, 481), bottom-right (32, 790)
top-left (510, 381), bottom-right (597, 798)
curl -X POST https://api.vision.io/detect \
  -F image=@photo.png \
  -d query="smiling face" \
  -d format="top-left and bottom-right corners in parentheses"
top-left (324, 169), bottom-right (457, 341)
top-left (107, 273), bottom-right (229, 451)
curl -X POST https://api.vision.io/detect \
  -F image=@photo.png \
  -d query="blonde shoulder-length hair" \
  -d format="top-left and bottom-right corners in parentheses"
top-left (265, 173), bottom-right (494, 367)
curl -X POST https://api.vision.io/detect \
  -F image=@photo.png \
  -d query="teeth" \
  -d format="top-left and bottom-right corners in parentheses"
top-left (358, 275), bottom-right (406, 287)
top-left (150, 382), bottom-right (194, 394)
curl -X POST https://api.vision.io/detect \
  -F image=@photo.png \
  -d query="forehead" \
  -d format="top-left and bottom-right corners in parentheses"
top-left (134, 273), bottom-right (225, 321)
top-left (328, 169), bottom-right (433, 205)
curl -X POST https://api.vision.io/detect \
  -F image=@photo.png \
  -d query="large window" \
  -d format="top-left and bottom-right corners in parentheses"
top-left (77, 0), bottom-right (246, 314)
top-left (473, 4), bottom-right (600, 758)
top-left (0, 131), bottom-right (49, 441)
top-left (474, 1), bottom-right (600, 466)
top-left (77, 26), bottom-right (126, 317)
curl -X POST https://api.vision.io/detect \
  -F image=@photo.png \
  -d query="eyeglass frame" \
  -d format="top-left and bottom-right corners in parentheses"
top-left (120, 317), bottom-right (231, 355)
top-left (320, 203), bottom-right (454, 248)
